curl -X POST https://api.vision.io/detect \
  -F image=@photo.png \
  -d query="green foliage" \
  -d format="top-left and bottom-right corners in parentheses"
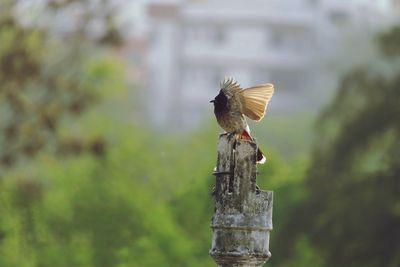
top-left (286, 25), bottom-right (400, 267)
top-left (0, 1), bottom-right (122, 170)
top-left (4, 1), bottom-right (398, 267)
top-left (0, 112), bottom-right (257, 266)
top-left (0, 82), bottom-right (308, 267)
top-left (0, 2), bottom-right (313, 265)
top-left (251, 112), bottom-right (316, 159)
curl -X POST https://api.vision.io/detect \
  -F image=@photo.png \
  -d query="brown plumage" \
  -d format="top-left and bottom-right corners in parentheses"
top-left (210, 78), bottom-right (274, 164)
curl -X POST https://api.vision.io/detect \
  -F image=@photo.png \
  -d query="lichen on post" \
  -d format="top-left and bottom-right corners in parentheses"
top-left (210, 133), bottom-right (273, 267)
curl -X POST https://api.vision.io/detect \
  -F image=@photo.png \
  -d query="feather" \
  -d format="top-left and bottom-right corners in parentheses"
top-left (220, 77), bottom-right (242, 97)
top-left (239, 83), bottom-right (274, 121)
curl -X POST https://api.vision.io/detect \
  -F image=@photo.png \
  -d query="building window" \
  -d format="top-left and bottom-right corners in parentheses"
top-left (184, 25), bottom-right (225, 45)
top-left (329, 10), bottom-right (349, 25)
top-left (184, 25), bottom-right (199, 41)
top-left (269, 29), bottom-right (284, 48)
top-left (307, 0), bottom-right (320, 6)
top-left (269, 70), bottom-right (308, 92)
top-left (212, 26), bottom-right (225, 44)
top-left (268, 27), bottom-right (313, 52)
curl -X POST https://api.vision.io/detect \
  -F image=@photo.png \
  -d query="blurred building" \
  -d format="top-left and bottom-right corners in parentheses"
top-left (391, 0), bottom-right (400, 17)
top-left (144, 0), bottom-right (393, 128)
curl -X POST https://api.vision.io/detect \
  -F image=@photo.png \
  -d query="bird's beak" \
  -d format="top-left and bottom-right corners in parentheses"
top-left (210, 100), bottom-right (215, 103)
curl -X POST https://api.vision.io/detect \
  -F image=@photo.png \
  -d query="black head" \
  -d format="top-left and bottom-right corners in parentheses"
top-left (210, 90), bottom-right (228, 114)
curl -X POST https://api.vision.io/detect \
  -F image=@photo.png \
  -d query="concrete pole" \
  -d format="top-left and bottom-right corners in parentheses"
top-left (210, 133), bottom-right (273, 267)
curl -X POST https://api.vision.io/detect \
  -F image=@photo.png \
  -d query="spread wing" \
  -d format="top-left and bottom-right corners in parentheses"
top-left (239, 83), bottom-right (274, 121)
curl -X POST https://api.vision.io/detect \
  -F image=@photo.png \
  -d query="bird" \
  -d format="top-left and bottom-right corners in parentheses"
top-left (210, 77), bottom-right (274, 164)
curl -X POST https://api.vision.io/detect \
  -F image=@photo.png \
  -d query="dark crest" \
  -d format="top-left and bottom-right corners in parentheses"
top-left (212, 90), bottom-right (228, 114)
top-left (220, 77), bottom-right (241, 92)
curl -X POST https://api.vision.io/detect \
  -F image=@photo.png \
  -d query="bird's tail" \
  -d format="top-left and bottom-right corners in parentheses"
top-left (239, 130), bottom-right (266, 164)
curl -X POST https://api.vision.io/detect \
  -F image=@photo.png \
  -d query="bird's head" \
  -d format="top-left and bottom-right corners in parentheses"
top-left (210, 90), bottom-right (228, 113)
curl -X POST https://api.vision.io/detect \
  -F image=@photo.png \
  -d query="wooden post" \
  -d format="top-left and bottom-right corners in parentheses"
top-left (210, 133), bottom-right (273, 267)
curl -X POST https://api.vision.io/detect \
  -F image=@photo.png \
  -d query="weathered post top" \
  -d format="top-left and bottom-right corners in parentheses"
top-left (210, 133), bottom-right (273, 267)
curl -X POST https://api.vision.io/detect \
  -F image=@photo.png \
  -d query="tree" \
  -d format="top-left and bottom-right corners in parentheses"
top-left (290, 26), bottom-right (400, 267)
top-left (0, 0), bottom-right (122, 170)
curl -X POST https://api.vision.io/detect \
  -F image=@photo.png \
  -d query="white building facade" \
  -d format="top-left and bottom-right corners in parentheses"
top-left (145, 0), bottom-right (392, 128)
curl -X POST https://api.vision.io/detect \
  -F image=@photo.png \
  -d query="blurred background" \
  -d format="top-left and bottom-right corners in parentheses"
top-left (0, 0), bottom-right (399, 266)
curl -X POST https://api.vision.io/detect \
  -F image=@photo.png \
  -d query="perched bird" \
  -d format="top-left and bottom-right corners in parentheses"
top-left (210, 77), bottom-right (274, 164)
